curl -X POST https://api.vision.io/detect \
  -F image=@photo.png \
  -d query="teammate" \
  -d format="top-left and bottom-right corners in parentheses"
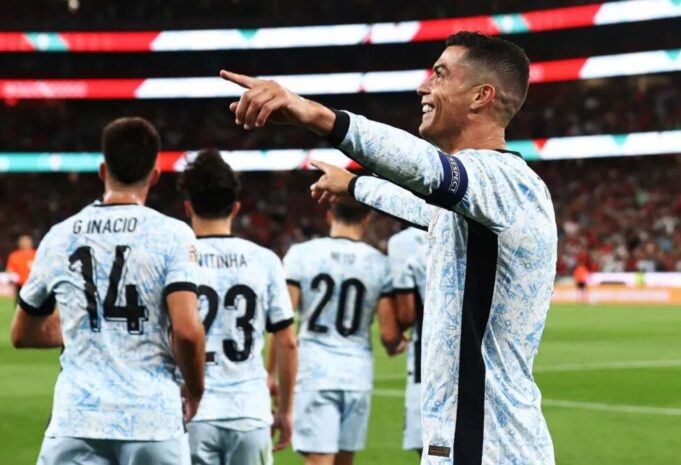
top-left (221, 30), bottom-right (557, 465)
top-left (5, 234), bottom-right (37, 300)
top-left (283, 199), bottom-right (404, 465)
top-left (177, 148), bottom-right (298, 465)
top-left (11, 117), bottom-right (205, 465)
top-left (388, 227), bottom-right (428, 456)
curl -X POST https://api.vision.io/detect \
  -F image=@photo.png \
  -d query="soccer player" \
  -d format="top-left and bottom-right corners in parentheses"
top-left (283, 199), bottom-right (404, 465)
top-left (220, 30), bottom-right (557, 465)
top-left (388, 227), bottom-right (428, 457)
top-left (11, 117), bottom-right (205, 465)
top-left (177, 148), bottom-right (298, 465)
top-left (5, 234), bottom-right (37, 300)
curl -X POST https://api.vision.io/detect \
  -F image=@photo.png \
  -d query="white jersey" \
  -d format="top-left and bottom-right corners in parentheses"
top-left (387, 227), bottom-right (427, 385)
top-left (191, 235), bottom-right (294, 429)
top-left (19, 202), bottom-right (200, 441)
top-left (284, 237), bottom-right (392, 392)
top-left (335, 111), bottom-right (557, 465)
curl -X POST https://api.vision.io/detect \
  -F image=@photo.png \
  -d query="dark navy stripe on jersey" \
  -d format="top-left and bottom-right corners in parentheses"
top-left (162, 281), bottom-right (198, 300)
top-left (422, 152), bottom-right (468, 208)
top-left (414, 287), bottom-right (424, 385)
top-left (452, 219), bottom-right (498, 465)
top-left (266, 317), bottom-right (295, 333)
top-left (18, 293), bottom-right (56, 316)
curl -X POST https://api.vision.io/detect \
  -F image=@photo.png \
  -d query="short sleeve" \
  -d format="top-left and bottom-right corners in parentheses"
top-left (265, 254), bottom-right (295, 333)
top-left (163, 223), bottom-right (200, 298)
top-left (18, 233), bottom-right (56, 316)
top-left (387, 236), bottom-right (416, 292)
top-left (282, 245), bottom-right (302, 288)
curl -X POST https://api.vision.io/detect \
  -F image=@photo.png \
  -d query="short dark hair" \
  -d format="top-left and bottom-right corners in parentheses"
top-left (101, 117), bottom-right (160, 185)
top-left (330, 198), bottom-right (370, 225)
top-left (177, 148), bottom-right (242, 219)
top-left (445, 31), bottom-right (530, 123)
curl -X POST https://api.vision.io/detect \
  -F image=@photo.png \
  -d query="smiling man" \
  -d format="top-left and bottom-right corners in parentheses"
top-left (220, 31), bottom-right (557, 465)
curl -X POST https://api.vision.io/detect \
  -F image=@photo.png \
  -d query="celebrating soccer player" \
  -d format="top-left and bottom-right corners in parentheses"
top-left (11, 117), bottom-right (205, 465)
top-left (282, 199), bottom-right (404, 465)
top-left (221, 30), bottom-right (558, 465)
top-left (177, 149), bottom-right (298, 465)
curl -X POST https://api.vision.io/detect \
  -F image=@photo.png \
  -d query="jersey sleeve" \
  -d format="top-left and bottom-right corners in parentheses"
top-left (163, 223), bottom-right (200, 297)
top-left (282, 244), bottom-right (302, 288)
top-left (423, 151), bottom-right (526, 232)
top-left (18, 232), bottom-right (56, 316)
top-left (265, 253), bottom-right (295, 333)
top-left (328, 110), bottom-right (444, 198)
top-left (350, 176), bottom-right (437, 230)
top-left (387, 235), bottom-right (416, 293)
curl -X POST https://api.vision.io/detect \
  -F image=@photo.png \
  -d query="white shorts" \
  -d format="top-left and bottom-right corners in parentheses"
top-left (37, 434), bottom-right (190, 465)
top-left (188, 423), bottom-right (272, 465)
top-left (293, 390), bottom-right (371, 454)
top-left (403, 381), bottom-right (423, 450)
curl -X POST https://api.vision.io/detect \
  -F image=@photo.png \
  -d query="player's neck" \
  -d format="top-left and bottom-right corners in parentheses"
top-left (330, 222), bottom-right (363, 241)
top-left (192, 216), bottom-right (233, 237)
top-left (102, 186), bottom-right (148, 206)
top-left (440, 124), bottom-right (506, 154)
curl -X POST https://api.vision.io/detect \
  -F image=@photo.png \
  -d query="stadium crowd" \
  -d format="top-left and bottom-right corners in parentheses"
top-left (5, 0), bottom-right (606, 28)
top-left (2, 74), bottom-right (681, 152)
top-left (2, 155), bottom-right (679, 275)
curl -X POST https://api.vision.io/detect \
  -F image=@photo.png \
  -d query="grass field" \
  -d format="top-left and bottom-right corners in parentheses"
top-left (1, 299), bottom-right (680, 465)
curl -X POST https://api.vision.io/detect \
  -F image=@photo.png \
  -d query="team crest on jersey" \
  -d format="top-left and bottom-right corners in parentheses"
top-left (189, 244), bottom-right (198, 263)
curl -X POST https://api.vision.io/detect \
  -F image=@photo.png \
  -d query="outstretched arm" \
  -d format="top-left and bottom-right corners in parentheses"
top-left (309, 160), bottom-right (437, 229)
top-left (220, 70), bottom-right (445, 197)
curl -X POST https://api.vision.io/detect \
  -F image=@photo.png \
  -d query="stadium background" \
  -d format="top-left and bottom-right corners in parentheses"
top-left (0, 0), bottom-right (680, 464)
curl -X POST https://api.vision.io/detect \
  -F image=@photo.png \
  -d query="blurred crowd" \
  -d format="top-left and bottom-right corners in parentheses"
top-left (2, 155), bottom-right (680, 276)
top-left (2, 74), bottom-right (681, 152)
top-left (4, 0), bottom-right (599, 29)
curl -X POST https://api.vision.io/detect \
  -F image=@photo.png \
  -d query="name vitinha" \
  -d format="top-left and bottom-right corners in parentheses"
top-left (197, 253), bottom-right (248, 268)
top-left (72, 217), bottom-right (138, 234)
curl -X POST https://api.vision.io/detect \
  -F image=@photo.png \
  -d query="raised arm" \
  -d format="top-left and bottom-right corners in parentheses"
top-left (220, 70), bottom-right (446, 197)
top-left (309, 160), bottom-right (437, 230)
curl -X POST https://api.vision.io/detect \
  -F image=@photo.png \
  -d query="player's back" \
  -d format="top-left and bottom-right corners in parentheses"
top-left (191, 235), bottom-right (293, 425)
top-left (25, 202), bottom-right (197, 441)
top-left (284, 237), bottom-right (392, 391)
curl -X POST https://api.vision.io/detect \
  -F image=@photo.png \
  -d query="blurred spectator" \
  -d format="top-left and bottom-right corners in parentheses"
top-left (1, 155), bottom-right (679, 275)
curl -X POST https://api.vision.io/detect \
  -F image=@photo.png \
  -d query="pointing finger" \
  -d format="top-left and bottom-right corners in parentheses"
top-left (219, 69), bottom-right (258, 89)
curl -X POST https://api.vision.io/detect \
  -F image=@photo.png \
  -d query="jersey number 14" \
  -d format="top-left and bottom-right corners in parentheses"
top-left (69, 245), bottom-right (147, 335)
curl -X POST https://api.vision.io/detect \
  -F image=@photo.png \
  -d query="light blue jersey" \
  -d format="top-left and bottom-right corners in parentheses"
top-left (335, 111), bottom-right (557, 465)
top-left (283, 237), bottom-right (392, 392)
top-left (387, 227), bottom-right (427, 385)
top-left (191, 235), bottom-right (294, 429)
top-left (19, 202), bottom-right (200, 441)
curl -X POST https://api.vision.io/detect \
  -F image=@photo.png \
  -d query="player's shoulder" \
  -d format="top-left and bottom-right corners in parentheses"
top-left (233, 237), bottom-right (280, 263)
top-left (389, 227), bottom-right (425, 249)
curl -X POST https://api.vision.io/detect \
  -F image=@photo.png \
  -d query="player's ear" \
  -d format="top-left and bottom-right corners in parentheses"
top-left (98, 162), bottom-right (107, 183)
top-left (184, 201), bottom-right (194, 219)
top-left (471, 83), bottom-right (495, 111)
top-left (148, 168), bottom-right (161, 187)
top-left (230, 201), bottom-right (241, 219)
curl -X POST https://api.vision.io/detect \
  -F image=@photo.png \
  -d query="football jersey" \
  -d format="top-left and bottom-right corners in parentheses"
top-left (190, 235), bottom-right (294, 428)
top-left (387, 227), bottom-right (427, 385)
top-left (19, 202), bottom-right (200, 441)
top-left (334, 111), bottom-right (557, 465)
top-left (284, 237), bottom-right (392, 392)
